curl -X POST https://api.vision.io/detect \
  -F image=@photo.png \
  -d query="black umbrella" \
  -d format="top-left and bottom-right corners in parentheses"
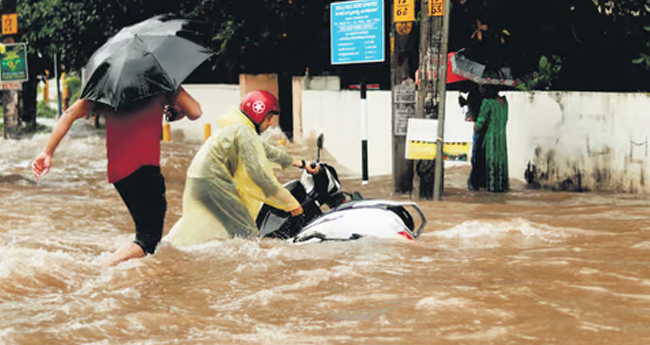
top-left (80, 15), bottom-right (214, 112)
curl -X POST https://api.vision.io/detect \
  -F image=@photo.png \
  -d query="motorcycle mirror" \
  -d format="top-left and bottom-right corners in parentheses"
top-left (316, 134), bottom-right (324, 162)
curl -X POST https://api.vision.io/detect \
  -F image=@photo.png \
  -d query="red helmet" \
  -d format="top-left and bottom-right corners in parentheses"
top-left (240, 90), bottom-right (280, 124)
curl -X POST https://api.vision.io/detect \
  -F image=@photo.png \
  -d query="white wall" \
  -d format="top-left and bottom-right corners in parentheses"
top-left (301, 89), bottom-right (650, 192)
top-left (300, 89), bottom-right (473, 177)
top-left (507, 92), bottom-right (650, 192)
top-left (303, 76), bottom-right (341, 91)
top-left (173, 84), bottom-right (650, 192)
top-left (169, 84), bottom-right (240, 143)
top-left (301, 90), bottom-right (392, 177)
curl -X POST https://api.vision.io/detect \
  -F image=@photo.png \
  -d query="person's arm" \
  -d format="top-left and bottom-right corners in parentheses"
top-left (262, 141), bottom-right (320, 174)
top-left (167, 86), bottom-right (202, 121)
top-left (263, 141), bottom-right (294, 169)
top-left (31, 99), bottom-right (94, 179)
top-left (238, 130), bottom-right (302, 215)
top-left (467, 90), bottom-right (483, 122)
top-left (474, 99), bottom-right (490, 132)
top-left (291, 157), bottom-right (320, 175)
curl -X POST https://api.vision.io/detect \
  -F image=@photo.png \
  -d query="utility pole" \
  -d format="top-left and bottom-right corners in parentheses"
top-left (391, 0), bottom-right (418, 195)
top-left (54, 53), bottom-right (62, 119)
top-left (433, 0), bottom-right (451, 200)
top-left (1, 0), bottom-right (18, 139)
top-left (416, 0), bottom-right (450, 200)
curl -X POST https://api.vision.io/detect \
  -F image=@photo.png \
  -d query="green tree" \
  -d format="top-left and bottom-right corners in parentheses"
top-left (592, 0), bottom-right (650, 16)
top-left (18, 0), bottom-right (182, 131)
top-left (633, 26), bottom-right (650, 69)
top-left (15, 0), bottom-right (650, 125)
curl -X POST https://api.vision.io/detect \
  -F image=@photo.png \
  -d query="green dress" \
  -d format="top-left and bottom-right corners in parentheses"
top-left (475, 97), bottom-right (509, 192)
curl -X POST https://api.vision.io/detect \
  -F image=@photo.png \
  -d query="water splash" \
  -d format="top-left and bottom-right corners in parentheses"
top-left (431, 218), bottom-right (570, 249)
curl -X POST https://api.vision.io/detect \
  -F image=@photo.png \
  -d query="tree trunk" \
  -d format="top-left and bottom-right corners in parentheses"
top-left (3, 90), bottom-right (20, 139)
top-left (21, 80), bottom-right (38, 132)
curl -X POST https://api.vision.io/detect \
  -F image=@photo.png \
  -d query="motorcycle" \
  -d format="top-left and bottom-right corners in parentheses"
top-left (256, 134), bottom-right (427, 244)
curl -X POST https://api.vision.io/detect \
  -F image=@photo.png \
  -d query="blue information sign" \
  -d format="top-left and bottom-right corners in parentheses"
top-left (330, 0), bottom-right (385, 65)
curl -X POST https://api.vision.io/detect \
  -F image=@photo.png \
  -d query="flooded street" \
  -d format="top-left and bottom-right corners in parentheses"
top-left (3, 121), bottom-right (650, 345)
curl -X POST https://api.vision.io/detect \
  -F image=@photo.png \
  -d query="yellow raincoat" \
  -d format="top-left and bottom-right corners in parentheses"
top-left (164, 107), bottom-right (300, 245)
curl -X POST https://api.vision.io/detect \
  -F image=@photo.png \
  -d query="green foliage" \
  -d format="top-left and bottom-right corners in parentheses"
top-left (592, 0), bottom-right (650, 16)
top-left (66, 74), bottom-right (82, 103)
top-left (516, 55), bottom-right (563, 91)
top-left (17, 0), bottom-right (333, 82)
top-left (19, 0), bottom-right (183, 71)
top-left (14, 0), bottom-right (650, 91)
top-left (37, 100), bottom-right (57, 118)
top-left (633, 26), bottom-right (650, 69)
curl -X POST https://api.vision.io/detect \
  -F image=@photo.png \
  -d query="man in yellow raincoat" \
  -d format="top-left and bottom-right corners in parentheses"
top-left (164, 90), bottom-right (319, 245)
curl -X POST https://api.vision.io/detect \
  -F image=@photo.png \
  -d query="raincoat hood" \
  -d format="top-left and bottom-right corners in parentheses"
top-left (219, 107), bottom-right (261, 134)
top-left (219, 107), bottom-right (254, 129)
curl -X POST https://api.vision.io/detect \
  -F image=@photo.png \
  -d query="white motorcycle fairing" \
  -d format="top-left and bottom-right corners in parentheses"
top-left (290, 200), bottom-right (427, 244)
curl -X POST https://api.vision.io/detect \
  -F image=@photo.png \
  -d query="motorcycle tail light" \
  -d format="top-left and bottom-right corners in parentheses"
top-left (397, 231), bottom-right (413, 240)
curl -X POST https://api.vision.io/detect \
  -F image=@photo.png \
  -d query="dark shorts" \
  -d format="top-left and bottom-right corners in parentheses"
top-left (113, 165), bottom-right (167, 254)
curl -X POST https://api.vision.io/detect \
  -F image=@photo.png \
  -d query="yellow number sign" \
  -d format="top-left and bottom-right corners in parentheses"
top-left (429, 0), bottom-right (445, 16)
top-left (2, 14), bottom-right (17, 35)
top-left (394, 0), bottom-right (414, 22)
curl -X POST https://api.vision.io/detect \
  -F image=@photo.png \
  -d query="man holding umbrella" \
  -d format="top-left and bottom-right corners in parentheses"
top-left (31, 16), bottom-right (211, 267)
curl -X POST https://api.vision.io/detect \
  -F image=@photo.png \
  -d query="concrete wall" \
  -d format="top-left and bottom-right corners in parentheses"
top-left (170, 84), bottom-right (240, 143)
top-left (303, 76), bottom-right (341, 91)
top-left (300, 89), bottom-right (393, 177)
top-left (292, 77), bottom-right (304, 141)
top-left (292, 75), bottom-right (342, 141)
top-left (299, 87), bottom-right (650, 192)
top-left (239, 74), bottom-right (279, 99)
top-left (174, 74), bottom-right (280, 143)
top-left (174, 82), bottom-right (650, 193)
top-left (509, 92), bottom-right (650, 192)
top-left (299, 88), bottom-right (473, 177)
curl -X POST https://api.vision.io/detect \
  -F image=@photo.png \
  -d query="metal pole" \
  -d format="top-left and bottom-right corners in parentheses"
top-left (433, 0), bottom-right (451, 201)
top-left (391, 0), bottom-right (417, 196)
top-left (54, 53), bottom-right (62, 119)
top-left (361, 77), bottom-right (369, 185)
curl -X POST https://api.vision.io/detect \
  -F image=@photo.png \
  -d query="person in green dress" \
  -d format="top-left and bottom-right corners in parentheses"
top-left (473, 86), bottom-right (509, 192)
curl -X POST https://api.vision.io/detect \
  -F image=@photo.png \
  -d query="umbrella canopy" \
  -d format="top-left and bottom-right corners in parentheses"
top-left (449, 49), bottom-right (516, 87)
top-left (446, 52), bottom-right (469, 84)
top-left (80, 15), bottom-right (214, 112)
top-left (415, 52), bottom-right (469, 88)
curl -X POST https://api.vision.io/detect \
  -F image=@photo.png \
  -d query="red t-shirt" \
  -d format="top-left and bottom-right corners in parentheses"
top-left (105, 100), bottom-right (164, 183)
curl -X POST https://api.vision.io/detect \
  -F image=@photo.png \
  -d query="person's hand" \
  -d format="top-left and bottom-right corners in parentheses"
top-left (289, 205), bottom-right (304, 217)
top-left (305, 161), bottom-right (320, 175)
top-left (32, 152), bottom-right (52, 179)
top-left (164, 105), bottom-right (185, 122)
top-left (458, 95), bottom-right (467, 107)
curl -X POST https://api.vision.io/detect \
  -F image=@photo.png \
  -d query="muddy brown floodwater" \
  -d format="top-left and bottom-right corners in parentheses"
top-left (2, 121), bottom-right (650, 345)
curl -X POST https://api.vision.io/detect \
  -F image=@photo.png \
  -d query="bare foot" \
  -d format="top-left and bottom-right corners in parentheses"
top-left (101, 242), bottom-right (146, 267)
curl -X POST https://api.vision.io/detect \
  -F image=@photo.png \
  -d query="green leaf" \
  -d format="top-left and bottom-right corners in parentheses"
top-left (539, 56), bottom-right (549, 70)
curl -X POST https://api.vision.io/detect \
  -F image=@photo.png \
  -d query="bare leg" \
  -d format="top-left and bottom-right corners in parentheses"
top-left (101, 242), bottom-right (145, 267)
